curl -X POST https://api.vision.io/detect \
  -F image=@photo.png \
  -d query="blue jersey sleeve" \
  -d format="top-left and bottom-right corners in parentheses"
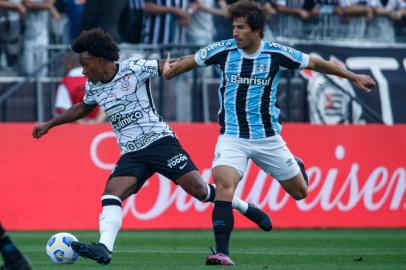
top-left (194, 39), bottom-right (235, 67)
top-left (265, 42), bottom-right (309, 70)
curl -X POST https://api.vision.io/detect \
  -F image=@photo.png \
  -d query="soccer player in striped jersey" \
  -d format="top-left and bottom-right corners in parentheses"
top-left (163, 0), bottom-right (376, 265)
top-left (32, 28), bottom-right (271, 265)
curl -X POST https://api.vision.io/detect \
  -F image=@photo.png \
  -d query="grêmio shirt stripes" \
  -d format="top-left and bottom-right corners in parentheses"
top-left (194, 39), bottom-right (310, 139)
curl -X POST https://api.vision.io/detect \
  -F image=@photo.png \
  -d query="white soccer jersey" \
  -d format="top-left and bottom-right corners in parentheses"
top-left (83, 57), bottom-right (174, 154)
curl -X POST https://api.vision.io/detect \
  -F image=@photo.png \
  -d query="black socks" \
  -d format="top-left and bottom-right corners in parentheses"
top-left (212, 200), bottom-right (234, 255)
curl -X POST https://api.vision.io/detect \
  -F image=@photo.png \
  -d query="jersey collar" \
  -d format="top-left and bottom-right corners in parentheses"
top-left (238, 40), bottom-right (264, 59)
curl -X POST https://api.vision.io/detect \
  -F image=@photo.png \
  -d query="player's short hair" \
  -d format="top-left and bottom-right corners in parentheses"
top-left (71, 28), bottom-right (120, 61)
top-left (228, 0), bottom-right (265, 38)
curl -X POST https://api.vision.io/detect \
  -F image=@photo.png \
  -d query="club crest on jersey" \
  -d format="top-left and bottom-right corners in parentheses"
top-left (256, 63), bottom-right (266, 72)
top-left (200, 48), bottom-right (207, 59)
top-left (119, 76), bottom-right (131, 91)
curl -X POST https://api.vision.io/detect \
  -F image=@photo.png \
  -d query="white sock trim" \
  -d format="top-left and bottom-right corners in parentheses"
top-left (203, 183), bottom-right (212, 201)
top-left (101, 195), bottom-right (122, 203)
top-left (232, 197), bottom-right (249, 214)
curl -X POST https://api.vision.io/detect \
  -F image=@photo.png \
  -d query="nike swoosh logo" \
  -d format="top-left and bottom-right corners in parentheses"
top-left (179, 163), bottom-right (188, 170)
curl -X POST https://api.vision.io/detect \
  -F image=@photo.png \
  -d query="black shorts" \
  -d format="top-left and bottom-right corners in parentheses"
top-left (109, 136), bottom-right (198, 192)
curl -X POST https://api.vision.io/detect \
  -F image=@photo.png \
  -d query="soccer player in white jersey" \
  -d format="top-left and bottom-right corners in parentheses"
top-left (31, 28), bottom-right (272, 265)
top-left (163, 0), bottom-right (376, 265)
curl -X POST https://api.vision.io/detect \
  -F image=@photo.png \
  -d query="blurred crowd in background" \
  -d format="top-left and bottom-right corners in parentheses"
top-left (0, 0), bottom-right (405, 124)
top-left (0, 0), bottom-right (405, 76)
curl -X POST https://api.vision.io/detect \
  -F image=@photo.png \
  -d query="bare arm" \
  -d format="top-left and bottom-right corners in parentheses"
top-left (23, 0), bottom-right (60, 20)
top-left (195, 0), bottom-right (229, 17)
top-left (340, 5), bottom-right (374, 21)
top-left (144, 1), bottom-right (188, 16)
top-left (391, 9), bottom-right (406, 20)
top-left (23, 0), bottom-right (53, 10)
top-left (32, 102), bottom-right (97, 138)
top-left (78, 109), bottom-right (106, 124)
top-left (144, 2), bottom-right (190, 26)
top-left (0, 0), bottom-right (26, 15)
top-left (307, 55), bottom-right (376, 92)
top-left (276, 6), bottom-right (311, 19)
top-left (162, 54), bottom-right (200, 80)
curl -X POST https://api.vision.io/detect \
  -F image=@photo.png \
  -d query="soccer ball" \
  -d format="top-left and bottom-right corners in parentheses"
top-left (46, 232), bottom-right (79, 264)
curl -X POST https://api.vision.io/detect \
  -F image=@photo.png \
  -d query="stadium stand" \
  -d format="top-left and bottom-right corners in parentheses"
top-left (0, 0), bottom-right (405, 123)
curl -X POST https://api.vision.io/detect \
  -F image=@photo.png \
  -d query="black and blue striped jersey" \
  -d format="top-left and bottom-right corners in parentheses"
top-left (194, 39), bottom-right (309, 139)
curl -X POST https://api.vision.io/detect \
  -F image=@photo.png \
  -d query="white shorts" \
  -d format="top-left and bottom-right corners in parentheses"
top-left (212, 134), bottom-right (300, 181)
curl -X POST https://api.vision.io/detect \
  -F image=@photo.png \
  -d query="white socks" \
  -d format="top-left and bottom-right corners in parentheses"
top-left (232, 196), bottom-right (249, 214)
top-left (99, 195), bottom-right (122, 252)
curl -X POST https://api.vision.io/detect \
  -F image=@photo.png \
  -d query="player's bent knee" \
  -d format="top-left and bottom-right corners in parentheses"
top-left (104, 176), bottom-right (139, 200)
top-left (215, 181), bottom-right (234, 193)
top-left (176, 171), bottom-right (210, 201)
top-left (193, 184), bottom-right (209, 201)
top-left (291, 188), bottom-right (308, 200)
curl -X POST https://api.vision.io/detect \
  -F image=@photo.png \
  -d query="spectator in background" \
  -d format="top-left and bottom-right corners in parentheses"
top-left (143, 0), bottom-right (190, 44)
top-left (0, 0), bottom-right (26, 75)
top-left (168, 0), bottom-right (218, 122)
top-left (275, 0), bottom-right (313, 20)
top-left (55, 52), bottom-right (105, 123)
top-left (198, 0), bottom-right (277, 41)
top-left (80, 0), bottom-right (127, 42)
top-left (310, 0), bottom-right (342, 16)
top-left (386, 0), bottom-right (406, 20)
top-left (369, 0), bottom-right (391, 15)
top-left (185, 0), bottom-right (216, 46)
top-left (63, 0), bottom-right (86, 41)
top-left (256, 0), bottom-right (278, 39)
top-left (338, 0), bottom-right (374, 22)
top-left (0, 223), bottom-right (31, 270)
top-left (211, 0), bottom-right (234, 41)
top-left (120, 0), bottom-right (144, 44)
top-left (20, 0), bottom-right (60, 76)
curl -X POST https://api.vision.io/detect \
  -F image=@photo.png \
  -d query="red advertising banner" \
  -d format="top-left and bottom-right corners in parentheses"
top-left (0, 123), bottom-right (405, 230)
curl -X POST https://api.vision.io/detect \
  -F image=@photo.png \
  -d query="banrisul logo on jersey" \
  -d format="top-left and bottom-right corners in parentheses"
top-left (226, 74), bottom-right (271, 86)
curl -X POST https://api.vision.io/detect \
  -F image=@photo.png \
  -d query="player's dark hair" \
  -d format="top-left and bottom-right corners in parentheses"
top-left (71, 28), bottom-right (120, 61)
top-left (228, 0), bottom-right (265, 38)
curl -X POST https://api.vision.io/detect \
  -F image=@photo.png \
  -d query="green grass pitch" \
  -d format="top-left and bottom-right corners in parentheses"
top-left (7, 229), bottom-right (406, 269)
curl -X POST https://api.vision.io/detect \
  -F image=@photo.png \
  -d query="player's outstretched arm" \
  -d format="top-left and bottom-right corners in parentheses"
top-left (32, 102), bottom-right (97, 139)
top-left (307, 55), bottom-right (376, 92)
top-left (162, 53), bottom-right (199, 80)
